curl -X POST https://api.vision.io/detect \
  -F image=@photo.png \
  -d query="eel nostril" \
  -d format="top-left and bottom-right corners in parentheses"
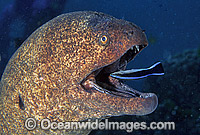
top-left (125, 31), bottom-right (135, 37)
top-left (130, 31), bottom-right (134, 35)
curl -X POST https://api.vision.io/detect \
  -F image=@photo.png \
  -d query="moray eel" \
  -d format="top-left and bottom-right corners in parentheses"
top-left (0, 11), bottom-right (158, 134)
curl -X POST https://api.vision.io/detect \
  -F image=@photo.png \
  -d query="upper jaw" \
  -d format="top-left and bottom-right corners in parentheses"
top-left (118, 44), bottom-right (147, 71)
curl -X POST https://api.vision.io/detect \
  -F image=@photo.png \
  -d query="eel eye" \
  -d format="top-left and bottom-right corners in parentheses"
top-left (100, 34), bottom-right (109, 46)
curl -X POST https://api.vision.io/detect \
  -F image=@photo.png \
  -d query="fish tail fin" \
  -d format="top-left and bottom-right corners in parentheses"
top-left (150, 62), bottom-right (164, 75)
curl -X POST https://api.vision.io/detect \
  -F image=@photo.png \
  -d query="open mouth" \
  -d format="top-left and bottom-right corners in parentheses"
top-left (81, 44), bottom-right (155, 98)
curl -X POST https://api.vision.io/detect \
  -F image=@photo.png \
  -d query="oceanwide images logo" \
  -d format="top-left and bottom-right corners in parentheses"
top-left (24, 118), bottom-right (175, 132)
top-left (25, 118), bottom-right (37, 130)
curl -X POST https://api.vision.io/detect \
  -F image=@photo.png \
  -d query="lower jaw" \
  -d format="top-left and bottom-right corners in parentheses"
top-left (81, 74), bottom-right (158, 116)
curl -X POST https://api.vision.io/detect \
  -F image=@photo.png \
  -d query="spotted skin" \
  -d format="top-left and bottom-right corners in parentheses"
top-left (0, 11), bottom-right (156, 134)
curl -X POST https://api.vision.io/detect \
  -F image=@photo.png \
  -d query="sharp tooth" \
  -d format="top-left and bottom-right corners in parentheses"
top-left (134, 46), bottom-right (137, 53)
top-left (124, 60), bottom-right (127, 69)
top-left (130, 46), bottom-right (134, 50)
top-left (136, 45), bottom-right (140, 52)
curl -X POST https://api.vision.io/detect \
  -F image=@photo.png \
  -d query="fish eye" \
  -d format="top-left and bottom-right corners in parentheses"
top-left (102, 36), bottom-right (107, 41)
top-left (99, 34), bottom-right (109, 46)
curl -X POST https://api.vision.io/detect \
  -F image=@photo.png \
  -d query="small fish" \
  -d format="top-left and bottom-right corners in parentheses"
top-left (110, 62), bottom-right (164, 80)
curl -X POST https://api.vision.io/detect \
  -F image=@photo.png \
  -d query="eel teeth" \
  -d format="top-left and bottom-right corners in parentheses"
top-left (130, 46), bottom-right (134, 50)
top-left (134, 46), bottom-right (137, 53)
top-left (135, 45), bottom-right (140, 52)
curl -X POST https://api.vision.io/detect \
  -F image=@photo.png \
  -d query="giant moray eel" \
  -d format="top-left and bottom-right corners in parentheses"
top-left (0, 11), bottom-right (158, 134)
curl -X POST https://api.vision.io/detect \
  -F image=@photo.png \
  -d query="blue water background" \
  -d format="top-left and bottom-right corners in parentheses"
top-left (0, 0), bottom-right (199, 134)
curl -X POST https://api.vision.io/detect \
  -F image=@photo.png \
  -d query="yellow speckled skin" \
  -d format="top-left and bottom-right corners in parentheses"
top-left (0, 11), bottom-right (156, 134)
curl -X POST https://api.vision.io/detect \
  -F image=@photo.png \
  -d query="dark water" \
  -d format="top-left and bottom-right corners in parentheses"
top-left (0, 0), bottom-right (199, 134)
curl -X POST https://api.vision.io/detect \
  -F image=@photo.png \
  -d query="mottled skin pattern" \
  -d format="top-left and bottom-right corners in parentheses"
top-left (0, 11), bottom-right (156, 134)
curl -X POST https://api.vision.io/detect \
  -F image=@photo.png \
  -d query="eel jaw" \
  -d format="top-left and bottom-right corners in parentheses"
top-left (81, 44), bottom-right (154, 99)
